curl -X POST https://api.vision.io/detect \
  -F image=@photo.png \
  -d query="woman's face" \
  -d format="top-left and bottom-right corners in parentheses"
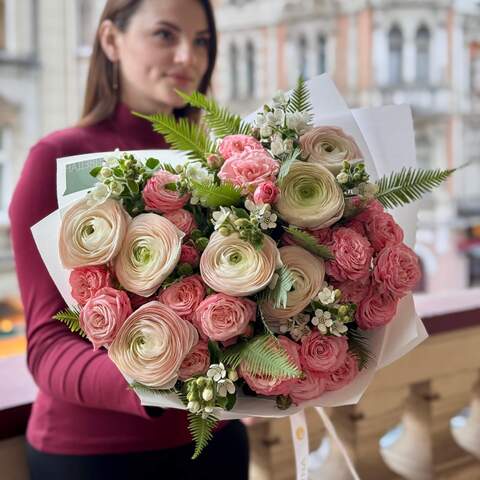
top-left (114, 0), bottom-right (211, 114)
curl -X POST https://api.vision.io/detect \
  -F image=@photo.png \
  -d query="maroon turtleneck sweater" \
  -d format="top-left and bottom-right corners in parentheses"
top-left (9, 104), bottom-right (219, 455)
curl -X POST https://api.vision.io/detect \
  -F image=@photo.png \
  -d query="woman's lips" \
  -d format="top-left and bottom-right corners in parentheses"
top-left (168, 75), bottom-right (194, 87)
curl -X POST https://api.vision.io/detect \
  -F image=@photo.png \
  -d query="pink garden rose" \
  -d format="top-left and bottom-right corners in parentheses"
top-left (325, 352), bottom-right (359, 391)
top-left (253, 181), bottom-right (280, 205)
top-left (178, 340), bottom-right (210, 380)
top-left (158, 275), bottom-right (206, 322)
top-left (218, 149), bottom-right (280, 193)
top-left (373, 244), bottom-right (421, 298)
top-left (69, 265), bottom-right (113, 306)
top-left (333, 277), bottom-right (371, 304)
top-left (79, 286), bottom-right (132, 349)
top-left (162, 209), bottom-right (197, 237)
top-left (193, 293), bottom-right (256, 342)
top-left (240, 336), bottom-right (302, 396)
top-left (326, 228), bottom-right (373, 282)
top-left (218, 134), bottom-right (263, 160)
top-left (300, 331), bottom-right (348, 373)
top-left (290, 369), bottom-right (327, 405)
top-left (179, 244), bottom-right (200, 267)
top-left (356, 286), bottom-right (398, 329)
top-left (355, 199), bottom-right (384, 223)
top-left (364, 212), bottom-right (404, 253)
top-left (142, 170), bottom-right (190, 214)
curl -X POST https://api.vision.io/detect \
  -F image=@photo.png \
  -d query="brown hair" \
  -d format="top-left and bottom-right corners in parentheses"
top-left (78, 0), bottom-right (217, 127)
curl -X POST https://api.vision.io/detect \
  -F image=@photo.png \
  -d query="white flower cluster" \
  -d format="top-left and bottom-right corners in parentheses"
top-left (184, 162), bottom-right (215, 205)
top-left (279, 312), bottom-right (311, 341)
top-left (316, 282), bottom-right (339, 305)
top-left (245, 199), bottom-right (278, 230)
top-left (311, 308), bottom-right (348, 337)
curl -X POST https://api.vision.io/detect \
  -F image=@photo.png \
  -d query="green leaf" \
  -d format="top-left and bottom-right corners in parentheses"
top-left (145, 157), bottom-right (160, 170)
top-left (188, 413), bottom-right (218, 459)
top-left (208, 340), bottom-right (222, 364)
top-left (127, 179), bottom-right (139, 195)
top-left (176, 90), bottom-right (252, 138)
top-left (278, 148), bottom-right (301, 184)
top-left (375, 166), bottom-right (456, 209)
top-left (164, 182), bottom-right (178, 191)
top-left (264, 265), bottom-right (296, 309)
top-left (157, 162), bottom-right (178, 174)
top-left (286, 76), bottom-right (313, 115)
top-left (53, 307), bottom-right (87, 338)
top-left (231, 206), bottom-right (250, 219)
top-left (223, 334), bottom-right (302, 379)
top-left (90, 166), bottom-right (102, 178)
top-left (348, 328), bottom-right (374, 370)
top-left (133, 112), bottom-right (216, 162)
top-left (129, 381), bottom-right (176, 398)
top-left (284, 226), bottom-right (335, 260)
top-left (191, 180), bottom-right (243, 208)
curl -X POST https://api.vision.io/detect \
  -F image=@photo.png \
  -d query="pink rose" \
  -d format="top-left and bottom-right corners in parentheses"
top-left (240, 336), bottom-right (302, 396)
top-left (193, 293), bottom-right (256, 342)
top-left (218, 134), bottom-right (263, 160)
top-left (356, 286), bottom-right (398, 329)
top-left (253, 181), bottom-right (280, 204)
top-left (178, 340), bottom-right (210, 380)
top-left (373, 244), bottom-right (421, 298)
top-left (218, 150), bottom-right (280, 192)
top-left (326, 228), bottom-right (373, 282)
top-left (343, 218), bottom-right (366, 237)
top-left (290, 369), bottom-right (327, 405)
top-left (69, 265), bottom-right (113, 306)
top-left (179, 244), bottom-right (200, 267)
top-left (300, 331), bottom-right (348, 373)
top-left (142, 170), bottom-right (190, 214)
top-left (158, 275), bottom-right (206, 322)
top-left (365, 212), bottom-right (403, 253)
top-left (79, 287), bottom-right (132, 349)
top-left (333, 277), bottom-right (371, 304)
top-left (325, 352), bottom-right (359, 391)
top-left (355, 199), bottom-right (384, 223)
top-left (162, 209), bottom-right (197, 237)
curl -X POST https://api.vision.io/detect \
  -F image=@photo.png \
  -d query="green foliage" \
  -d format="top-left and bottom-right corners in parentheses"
top-left (284, 226), bottom-right (335, 260)
top-left (263, 265), bottom-right (296, 309)
top-left (134, 112), bottom-right (216, 162)
top-left (156, 161), bottom-right (178, 174)
top-left (287, 76), bottom-right (313, 115)
top-left (191, 180), bottom-right (243, 208)
top-left (188, 413), bottom-right (218, 459)
top-left (375, 166), bottom-right (456, 209)
top-left (223, 334), bottom-right (302, 379)
top-left (129, 382), bottom-right (176, 398)
top-left (176, 90), bottom-right (252, 138)
top-left (90, 166), bottom-right (102, 178)
top-left (348, 328), bottom-right (374, 370)
top-left (53, 308), bottom-right (86, 338)
top-left (278, 148), bottom-right (302, 183)
top-left (208, 340), bottom-right (222, 365)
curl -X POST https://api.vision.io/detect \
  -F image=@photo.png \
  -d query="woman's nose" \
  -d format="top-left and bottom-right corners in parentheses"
top-left (174, 40), bottom-right (195, 66)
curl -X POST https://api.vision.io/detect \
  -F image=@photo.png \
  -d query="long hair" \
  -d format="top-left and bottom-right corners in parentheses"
top-left (78, 0), bottom-right (217, 127)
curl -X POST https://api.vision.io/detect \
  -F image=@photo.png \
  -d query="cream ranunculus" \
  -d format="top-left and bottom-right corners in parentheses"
top-left (300, 126), bottom-right (363, 174)
top-left (108, 301), bottom-right (198, 389)
top-left (200, 232), bottom-right (280, 297)
top-left (275, 162), bottom-right (344, 229)
top-left (59, 198), bottom-right (130, 269)
top-left (262, 246), bottom-right (325, 330)
top-left (114, 213), bottom-right (183, 297)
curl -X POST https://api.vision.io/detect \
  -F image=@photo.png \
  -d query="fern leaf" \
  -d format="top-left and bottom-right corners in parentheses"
top-left (278, 148), bottom-right (301, 183)
top-left (130, 381), bottom-right (177, 398)
top-left (284, 226), bottom-right (335, 260)
top-left (53, 308), bottom-right (87, 338)
top-left (348, 328), bottom-right (374, 370)
top-left (188, 413), bottom-right (218, 459)
top-left (287, 76), bottom-right (313, 115)
top-left (134, 112), bottom-right (216, 162)
top-left (176, 90), bottom-right (252, 138)
top-left (267, 265), bottom-right (296, 309)
top-left (375, 167), bottom-right (455, 209)
top-left (191, 180), bottom-right (243, 208)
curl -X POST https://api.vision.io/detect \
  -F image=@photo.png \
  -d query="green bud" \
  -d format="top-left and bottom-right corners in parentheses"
top-left (177, 263), bottom-right (193, 276)
top-left (276, 395), bottom-right (293, 410)
top-left (218, 227), bottom-right (231, 237)
top-left (334, 289), bottom-right (342, 301)
top-left (228, 369), bottom-right (239, 382)
top-left (195, 237), bottom-right (209, 251)
top-left (196, 377), bottom-right (207, 388)
top-left (202, 388), bottom-right (214, 402)
top-left (234, 218), bottom-right (250, 228)
top-left (190, 229), bottom-right (203, 241)
top-left (338, 305), bottom-right (348, 316)
top-left (343, 315), bottom-right (351, 323)
top-left (100, 167), bottom-right (113, 178)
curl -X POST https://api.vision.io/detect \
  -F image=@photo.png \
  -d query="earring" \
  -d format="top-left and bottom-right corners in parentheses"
top-left (112, 62), bottom-right (119, 91)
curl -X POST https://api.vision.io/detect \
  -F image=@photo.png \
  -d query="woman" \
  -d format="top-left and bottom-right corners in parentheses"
top-left (8, 1), bottom-right (249, 479)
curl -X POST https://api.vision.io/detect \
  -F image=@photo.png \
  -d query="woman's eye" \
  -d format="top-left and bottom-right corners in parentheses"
top-left (195, 37), bottom-right (210, 48)
top-left (154, 29), bottom-right (174, 41)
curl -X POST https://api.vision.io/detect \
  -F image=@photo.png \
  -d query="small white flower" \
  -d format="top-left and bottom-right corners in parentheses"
top-left (273, 91), bottom-right (288, 107)
top-left (255, 113), bottom-right (267, 128)
top-left (100, 167), bottom-right (113, 179)
top-left (190, 194), bottom-right (200, 205)
top-left (330, 320), bottom-right (348, 337)
top-left (104, 148), bottom-right (121, 166)
top-left (110, 181), bottom-right (124, 196)
top-left (228, 369), bottom-right (239, 382)
top-left (217, 379), bottom-right (236, 397)
top-left (290, 324), bottom-right (311, 342)
top-left (202, 388), bottom-right (214, 402)
top-left (293, 313), bottom-right (310, 326)
top-left (186, 162), bottom-right (212, 183)
top-left (87, 183), bottom-right (110, 206)
top-left (283, 138), bottom-right (294, 154)
top-left (266, 109), bottom-right (285, 127)
top-left (207, 363), bottom-right (226, 382)
top-left (212, 207), bottom-right (231, 230)
top-left (260, 212), bottom-right (277, 230)
top-left (317, 286), bottom-right (336, 305)
top-left (271, 135), bottom-right (285, 157)
top-left (187, 401), bottom-right (201, 414)
top-left (336, 172), bottom-right (349, 184)
top-left (260, 125), bottom-right (273, 138)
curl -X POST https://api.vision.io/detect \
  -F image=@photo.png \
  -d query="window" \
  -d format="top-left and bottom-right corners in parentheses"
top-left (298, 35), bottom-right (308, 79)
top-left (229, 42), bottom-right (239, 99)
top-left (415, 134), bottom-right (432, 169)
top-left (0, 0), bottom-right (5, 50)
top-left (246, 41), bottom-right (255, 97)
top-left (317, 35), bottom-right (327, 75)
top-left (415, 25), bottom-right (430, 84)
top-left (388, 25), bottom-right (403, 85)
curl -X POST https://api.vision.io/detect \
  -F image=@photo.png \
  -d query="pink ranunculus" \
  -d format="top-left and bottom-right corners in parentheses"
top-left (365, 212), bottom-right (404, 253)
top-left (326, 228), bottom-right (373, 282)
top-left (373, 244), bottom-right (421, 298)
top-left (69, 265), bottom-right (113, 306)
top-left (325, 352), bottom-right (359, 391)
top-left (333, 277), bottom-right (371, 304)
top-left (178, 340), bottom-right (210, 380)
top-left (193, 293), bottom-right (256, 342)
top-left (79, 286), bottom-right (132, 349)
top-left (218, 134), bottom-right (264, 160)
top-left (179, 244), bottom-right (200, 267)
top-left (300, 331), bottom-right (348, 374)
top-left (158, 275), bottom-right (206, 322)
top-left (290, 369), bottom-right (327, 405)
top-left (218, 149), bottom-right (280, 193)
top-left (142, 170), bottom-right (190, 214)
top-left (162, 209), bottom-right (197, 238)
top-left (356, 286), bottom-right (398, 329)
top-left (240, 336), bottom-right (302, 396)
top-left (253, 181), bottom-right (280, 205)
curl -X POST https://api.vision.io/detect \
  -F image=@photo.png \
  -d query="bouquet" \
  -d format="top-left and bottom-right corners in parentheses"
top-left (34, 75), bottom-right (457, 459)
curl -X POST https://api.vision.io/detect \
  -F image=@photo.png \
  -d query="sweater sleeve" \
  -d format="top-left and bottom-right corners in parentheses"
top-left (8, 140), bottom-right (151, 419)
